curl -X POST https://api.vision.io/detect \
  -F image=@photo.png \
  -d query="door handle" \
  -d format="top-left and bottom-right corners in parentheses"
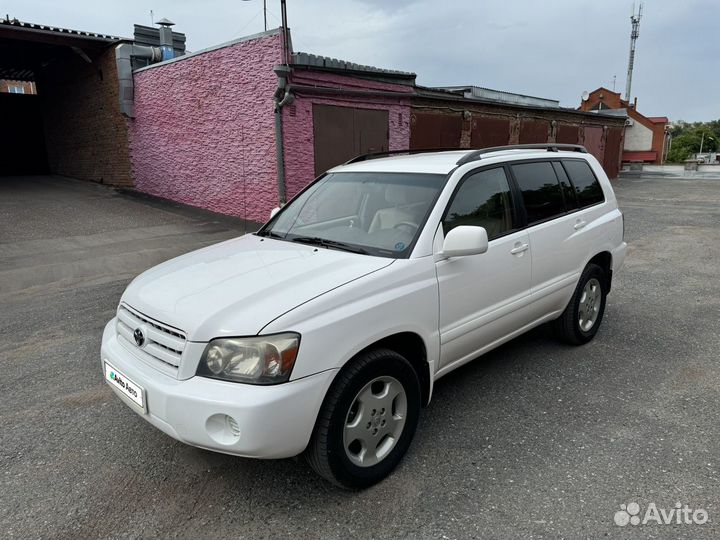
top-left (574, 220), bottom-right (587, 230)
top-left (510, 243), bottom-right (529, 255)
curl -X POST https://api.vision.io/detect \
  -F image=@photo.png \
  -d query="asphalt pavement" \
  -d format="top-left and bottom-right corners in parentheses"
top-left (1, 173), bottom-right (719, 539)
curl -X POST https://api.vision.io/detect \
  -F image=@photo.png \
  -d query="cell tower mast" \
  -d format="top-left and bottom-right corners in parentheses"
top-left (624, 2), bottom-right (643, 103)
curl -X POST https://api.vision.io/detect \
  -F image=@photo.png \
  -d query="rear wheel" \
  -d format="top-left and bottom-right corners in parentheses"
top-left (554, 263), bottom-right (607, 345)
top-left (305, 348), bottom-right (421, 489)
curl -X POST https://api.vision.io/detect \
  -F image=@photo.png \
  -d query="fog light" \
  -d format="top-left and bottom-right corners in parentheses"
top-left (227, 416), bottom-right (241, 437)
top-left (205, 413), bottom-right (241, 445)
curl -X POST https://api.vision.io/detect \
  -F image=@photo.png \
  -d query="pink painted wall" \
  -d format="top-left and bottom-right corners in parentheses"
top-left (282, 70), bottom-right (412, 200)
top-left (129, 30), bottom-right (412, 220)
top-left (129, 32), bottom-right (283, 223)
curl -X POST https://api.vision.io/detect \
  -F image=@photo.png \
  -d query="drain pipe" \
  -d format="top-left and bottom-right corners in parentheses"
top-left (273, 64), bottom-right (293, 205)
top-left (115, 43), bottom-right (162, 118)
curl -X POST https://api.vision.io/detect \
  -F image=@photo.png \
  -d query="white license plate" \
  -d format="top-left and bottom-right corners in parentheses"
top-left (105, 362), bottom-right (146, 413)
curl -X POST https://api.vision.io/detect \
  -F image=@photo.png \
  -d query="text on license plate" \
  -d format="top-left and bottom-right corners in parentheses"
top-left (105, 362), bottom-right (145, 411)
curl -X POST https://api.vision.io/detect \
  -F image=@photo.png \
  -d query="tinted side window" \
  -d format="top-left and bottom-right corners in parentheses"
top-left (511, 161), bottom-right (566, 225)
top-left (563, 160), bottom-right (605, 207)
top-left (443, 167), bottom-right (514, 240)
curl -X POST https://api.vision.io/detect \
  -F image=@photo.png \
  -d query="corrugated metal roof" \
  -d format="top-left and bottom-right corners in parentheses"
top-left (436, 85), bottom-right (560, 108)
top-left (0, 16), bottom-right (126, 42)
top-left (415, 85), bottom-right (628, 120)
top-left (291, 51), bottom-right (416, 82)
top-left (0, 17), bottom-right (128, 80)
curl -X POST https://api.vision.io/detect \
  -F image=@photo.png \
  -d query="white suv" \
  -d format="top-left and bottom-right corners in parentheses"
top-left (101, 144), bottom-right (626, 488)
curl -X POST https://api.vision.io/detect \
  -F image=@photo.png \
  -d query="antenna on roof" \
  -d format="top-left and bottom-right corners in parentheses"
top-left (150, 9), bottom-right (154, 25)
top-left (624, 2), bottom-right (643, 102)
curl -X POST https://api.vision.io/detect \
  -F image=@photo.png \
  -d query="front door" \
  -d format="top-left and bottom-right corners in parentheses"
top-left (435, 166), bottom-right (533, 372)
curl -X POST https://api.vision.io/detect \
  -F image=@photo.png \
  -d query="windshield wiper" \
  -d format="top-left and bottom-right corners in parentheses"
top-left (255, 230), bottom-right (285, 238)
top-left (291, 236), bottom-right (369, 254)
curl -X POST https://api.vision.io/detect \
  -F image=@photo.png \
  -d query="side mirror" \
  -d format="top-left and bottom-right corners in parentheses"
top-left (440, 226), bottom-right (488, 259)
top-left (269, 207), bottom-right (281, 218)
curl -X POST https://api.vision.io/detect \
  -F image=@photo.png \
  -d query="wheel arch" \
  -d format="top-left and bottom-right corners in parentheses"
top-left (333, 331), bottom-right (432, 407)
top-left (587, 250), bottom-right (613, 293)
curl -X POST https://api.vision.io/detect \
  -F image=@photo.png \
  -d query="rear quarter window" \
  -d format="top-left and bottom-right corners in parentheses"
top-left (563, 160), bottom-right (605, 208)
top-left (510, 161), bottom-right (566, 225)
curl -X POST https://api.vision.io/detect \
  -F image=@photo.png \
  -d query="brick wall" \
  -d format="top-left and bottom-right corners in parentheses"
top-left (410, 99), bottom-right (626, 178)
top-left (41, 47), bottom-right (133, 185)
top-left (579, 87), bottom-right (666, 164)
top-left (129, 31), bottom-right (413, 220)
top-left (129, 32), bottom-right (283, 223)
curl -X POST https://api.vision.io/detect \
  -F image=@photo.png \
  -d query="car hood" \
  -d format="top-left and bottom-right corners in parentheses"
top-left (120, 234), bottom-right (394, 341)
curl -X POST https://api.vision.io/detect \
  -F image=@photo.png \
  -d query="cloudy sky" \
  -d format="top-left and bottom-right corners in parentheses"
top-left (6, 0), bottom-right (716, 121)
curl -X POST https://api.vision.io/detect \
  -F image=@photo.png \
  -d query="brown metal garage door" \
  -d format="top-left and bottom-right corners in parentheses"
top-left (313, 104), bottom-right (389, 175)
top-left (471, 116), bottom-right (510, 148)
top-left (603, 127), bottom-right (623, 178)
top-left (519, 120), bottom-right (549, 144)
top-left (409, 112), bottom-right (462, 149)
top-left (555, 125), bottom-right (580, 145)
top-left (582, 126), bottom-right (604, 164)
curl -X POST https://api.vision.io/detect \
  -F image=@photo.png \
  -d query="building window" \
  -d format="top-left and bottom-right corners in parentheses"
top-left (8, 85), bottom-right (25, 94)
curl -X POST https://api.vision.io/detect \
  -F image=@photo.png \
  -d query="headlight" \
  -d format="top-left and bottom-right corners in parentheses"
top-left (196, 333), bottom-right (300, 384)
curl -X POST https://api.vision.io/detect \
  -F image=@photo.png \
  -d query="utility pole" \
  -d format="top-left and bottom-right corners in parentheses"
top-left (624, 2), bottom-right (643, 103)
top-left (281, 0), bottom-right (290, 65)
top-left (699, 133), bottom-right (713, 157)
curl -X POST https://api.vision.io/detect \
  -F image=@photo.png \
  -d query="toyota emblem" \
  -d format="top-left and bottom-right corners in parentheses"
top-left (133, 327), bottom-right (145, 347)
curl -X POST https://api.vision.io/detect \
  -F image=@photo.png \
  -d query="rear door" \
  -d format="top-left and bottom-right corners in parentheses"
top-left (509, 160), bottom-right (579, 312)
top-left (435, 166), bottom-right (532, 371)
top-left (559, 157), bottom-right (609, 267)
top-left (508, 159), bottom-right (604, 313)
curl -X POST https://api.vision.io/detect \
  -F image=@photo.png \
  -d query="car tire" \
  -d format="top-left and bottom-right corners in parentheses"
top-left (554, 263), bottom-right (607, 345)
top-left (305, 348), bottom-right (421, 489)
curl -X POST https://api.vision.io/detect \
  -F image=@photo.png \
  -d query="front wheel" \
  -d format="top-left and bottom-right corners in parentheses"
top-left (554, 263), bottom-right (607, 345)
top-left (305, 348), bottom-right (421, 489)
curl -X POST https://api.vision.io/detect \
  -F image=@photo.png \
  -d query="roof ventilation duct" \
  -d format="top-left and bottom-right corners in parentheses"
top-left (115, 43), bottom-right (162, 118)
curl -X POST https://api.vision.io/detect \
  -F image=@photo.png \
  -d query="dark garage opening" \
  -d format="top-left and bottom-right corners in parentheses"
top-left (0, 91), bottom-right (47, 174)
top-left (0, 18), bottom-right (132, 184)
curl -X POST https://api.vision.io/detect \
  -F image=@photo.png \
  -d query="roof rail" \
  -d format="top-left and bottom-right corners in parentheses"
top-left (345, 147), bottom-right (463, 165)
top-left (456, 144), bottom-right (588, 166)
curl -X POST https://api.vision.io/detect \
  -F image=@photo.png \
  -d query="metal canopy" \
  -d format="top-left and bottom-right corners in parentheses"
top-left (0, 17), bottom-right (124, 81)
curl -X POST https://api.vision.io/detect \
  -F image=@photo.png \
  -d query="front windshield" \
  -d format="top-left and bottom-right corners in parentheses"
top-left (258, 172), bottom-right (447, 258)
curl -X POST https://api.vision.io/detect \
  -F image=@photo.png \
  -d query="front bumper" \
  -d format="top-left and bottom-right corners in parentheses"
top-left (100, 319), bottom-right (336, 459)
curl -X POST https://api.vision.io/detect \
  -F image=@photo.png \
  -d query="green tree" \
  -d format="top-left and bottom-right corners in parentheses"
top-left (667, 120), bottom-right (720, 162)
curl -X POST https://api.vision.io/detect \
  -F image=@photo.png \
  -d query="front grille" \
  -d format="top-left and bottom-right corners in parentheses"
top-left (116, 304), bottom-right (186, 371)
